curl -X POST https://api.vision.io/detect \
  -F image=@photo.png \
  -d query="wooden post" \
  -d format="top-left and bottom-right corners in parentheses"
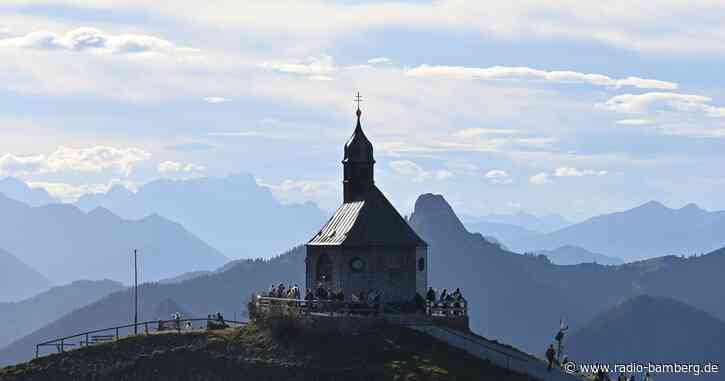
top-left (35, 345), bottom-right (39, 359)
top-left (115, 327), bottom-right (119, 340)
top-left (145, 322), bottom-right (149, 335)
top-left (60, 339), bottom-right (64, 353)
top-left (85, 333), bottom-right (89, 347)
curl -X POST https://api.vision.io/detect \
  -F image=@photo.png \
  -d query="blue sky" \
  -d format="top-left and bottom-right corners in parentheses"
top-left (2, 1), bottom-right (725, 220)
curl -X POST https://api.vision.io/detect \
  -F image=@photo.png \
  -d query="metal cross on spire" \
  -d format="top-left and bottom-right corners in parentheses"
top-left (354, 92), bottom-right (363, 111)
top-left (354, 92), bottom-right (363, 123)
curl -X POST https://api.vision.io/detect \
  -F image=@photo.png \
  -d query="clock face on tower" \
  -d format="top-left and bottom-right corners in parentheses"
top-left (350, 257), bottom-right (366, 272)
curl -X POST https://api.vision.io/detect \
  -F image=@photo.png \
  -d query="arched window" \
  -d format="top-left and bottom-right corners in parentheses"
top-left (418, 257), bottom-right (425, 272)
top-left (316, 253), bottom-right (332, 282)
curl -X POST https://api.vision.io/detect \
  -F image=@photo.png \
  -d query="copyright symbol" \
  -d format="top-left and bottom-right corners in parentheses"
top-left (563, 360), bottom-right (577, 374)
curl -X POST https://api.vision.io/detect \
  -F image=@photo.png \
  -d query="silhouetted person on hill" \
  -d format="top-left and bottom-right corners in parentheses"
top-left (439, 288), bottom-right (448, 306)
top-left (426, 287), bottom-right (436, 304)
top-left (644, 371), bottom-right (652, 381)
top-left (315, 283), bottom-right (328, 300)
top-left (413, 293), bottom-right (425, 313)
top-left (546, 344), bottom-right (556, 372)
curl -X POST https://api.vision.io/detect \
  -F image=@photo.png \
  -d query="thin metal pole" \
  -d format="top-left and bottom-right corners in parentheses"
top-left (134, 249), bottom-right (138, 335)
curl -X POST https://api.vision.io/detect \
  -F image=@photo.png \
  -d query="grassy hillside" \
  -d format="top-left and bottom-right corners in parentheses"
top-left (0, 247), bottom-right (304, 366)
top-left (0, 323), bottom-right (536, 381)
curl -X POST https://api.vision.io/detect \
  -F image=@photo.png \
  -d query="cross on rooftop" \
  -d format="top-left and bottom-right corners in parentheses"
top-left (354, 92), bottom-right (363, 111)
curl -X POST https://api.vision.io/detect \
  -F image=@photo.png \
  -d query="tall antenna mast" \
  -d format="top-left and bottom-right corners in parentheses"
top-left (134, 249), bottom-right (138, 335)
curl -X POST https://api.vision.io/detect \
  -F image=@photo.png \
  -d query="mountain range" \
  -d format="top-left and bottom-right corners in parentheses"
top-left (75, 173), bottom-right (326, 258)
top-left (463, 211), bottom-right (571, 233)
top-left (568, 295), bottom-right (725, 380)
top-left (0, 193), bottom-right (228, 285)
top-left (409, 194), bottom-right (725, 354)
top-left (0, 177), bottom-right (58, 207)
top-left (0, 248), bottom-right (52, 302)
top-left (475, 201), bottom-right (725, 262)
top-left (4, 193), bottom-right (725, 368)
top-left (0, 280), bottom-right (124, 349)
top-left (534, 245), bottom-right (624, 266)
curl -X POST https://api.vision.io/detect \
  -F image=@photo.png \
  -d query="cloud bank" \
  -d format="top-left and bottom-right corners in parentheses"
top-left (407, 65), bottom-right (678, 90)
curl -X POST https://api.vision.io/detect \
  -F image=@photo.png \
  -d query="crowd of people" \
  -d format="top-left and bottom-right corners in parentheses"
top-left (425, 287), bottom-right (467, 316)
top-left (262, 283), bottom-right (467, 316)
top-left (267, 283), bottom-right (301, 300)
top-left (206, 312), bottom-right (228, 330)
top-left (264, 282), bottom-right (383, 314)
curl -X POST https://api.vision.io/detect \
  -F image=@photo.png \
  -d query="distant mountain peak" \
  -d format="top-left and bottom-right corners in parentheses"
top-left (0, 177), bottom-right (58, 207)
top-left (637, 200), bottom-right (667, 210)
top-left (87, 206), bottom-right (119, 219)
top-left (412, 194), bottom-right (461, 223)
top-left (680, 202), bottom-right (704, 212)
top-left (107, 184), bottom-right (133, 195)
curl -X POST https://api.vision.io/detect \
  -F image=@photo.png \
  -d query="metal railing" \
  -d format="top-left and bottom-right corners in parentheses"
top-left (35, 318), bottom-right (247, 359)
top-left (256, 296), bottom-right (381, 316)
top-left (426, 301), bottom-right (468, 317)
top-left (256, 296), bottom-right (468, 317)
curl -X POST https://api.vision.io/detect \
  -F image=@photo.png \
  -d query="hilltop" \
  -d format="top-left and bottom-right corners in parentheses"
top-left (568, 295), bottom-right (725, 381)
top-left (0, 323), bottom-right (536, 381)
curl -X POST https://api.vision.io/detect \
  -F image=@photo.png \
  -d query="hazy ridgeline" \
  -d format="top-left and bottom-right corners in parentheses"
top-left (2, 193), bottom-right (724, 377)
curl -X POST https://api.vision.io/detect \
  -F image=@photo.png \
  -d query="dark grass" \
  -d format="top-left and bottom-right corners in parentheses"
top-left (0, 323), bottom-right (539, 381)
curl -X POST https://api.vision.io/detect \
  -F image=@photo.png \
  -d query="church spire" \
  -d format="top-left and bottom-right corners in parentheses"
top-left (355, 91), bottom-right (363, 126)
top-left (343, 92), bottom-right (375, 202)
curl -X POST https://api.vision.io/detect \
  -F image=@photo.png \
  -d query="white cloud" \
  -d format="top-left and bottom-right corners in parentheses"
top-left (203, 96), bottom-right (229, 104)
top-left (529, 172), bottom-right (550, 185)
top-left (26, 179), bottom-right (139, 202)
top-left (0, 146), bottom-right (150, 176)
top-left (158, 161), bottom-right (205, 173)
top-left (389, 160), bottom-right (452, 182)
top-left (261, 55), bottom-right (335, 79)
top-left (257, 178), bottom-right (337, 207)
top-left (367, 57), bottom-right (391, 64)
top-left (26, 181), bottom-right (108, 202)
top-left (485, 169), bottom-right (512, 184)
top-left (406, 65), bottom-right (677, 90)
top-left (454, 128), bottom-right (522, 138)
top-left (616, 119), bottom-right (654, 126)
top-left (554, 167), bottom-right (607, 177)
top-left (0, 27), bottom-right (197, 57)
top-left (4, 2), bottom-right (725, 56)
top-left (600, 92), bottom-right (725, 117)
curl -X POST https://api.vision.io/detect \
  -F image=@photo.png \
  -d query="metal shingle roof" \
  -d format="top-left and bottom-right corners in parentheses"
top-left (307, 186), bottom-right (426, 247)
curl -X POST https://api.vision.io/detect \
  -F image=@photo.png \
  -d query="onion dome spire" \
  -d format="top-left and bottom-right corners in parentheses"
top-left (343, 92), bottom-right (375, 202)
top-left (344, 92), bottom-right (375, 164)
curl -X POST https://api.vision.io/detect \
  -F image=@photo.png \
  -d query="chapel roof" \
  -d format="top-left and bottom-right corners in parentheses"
top-left (307, 186), bottom-right (426, 248)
